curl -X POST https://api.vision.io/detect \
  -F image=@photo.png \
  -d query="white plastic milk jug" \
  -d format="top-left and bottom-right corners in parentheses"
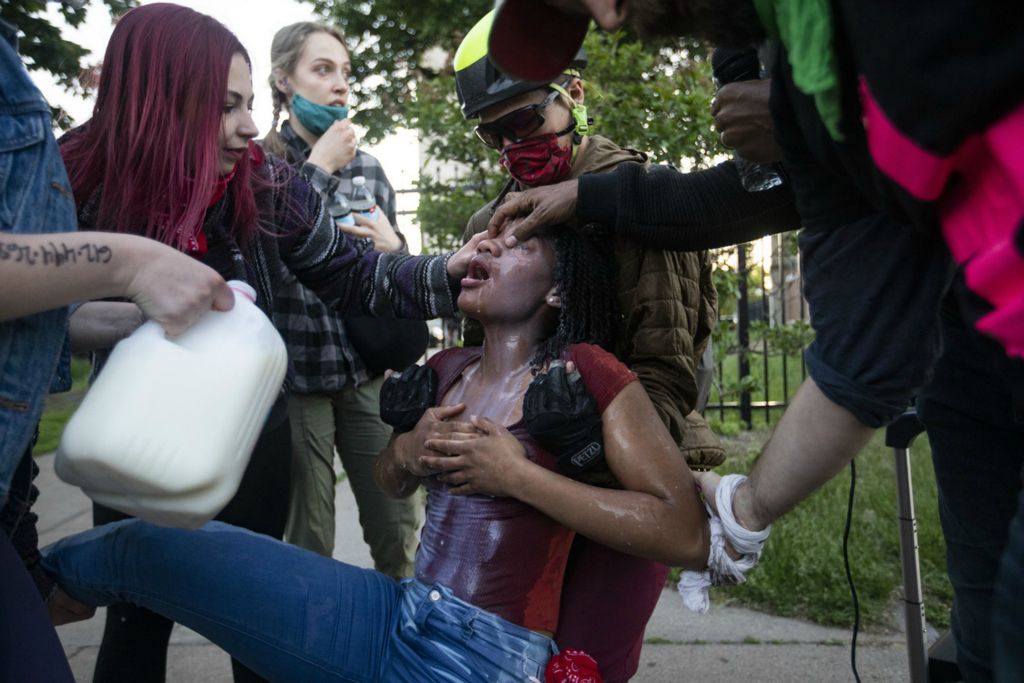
top-left (55, 281), bottom-right (288, 528)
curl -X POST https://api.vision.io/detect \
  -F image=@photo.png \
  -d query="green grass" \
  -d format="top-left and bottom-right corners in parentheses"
top-left (675, 429), bottom-right (952, 630)
top-left (33, 356), bottom-right (91, 455)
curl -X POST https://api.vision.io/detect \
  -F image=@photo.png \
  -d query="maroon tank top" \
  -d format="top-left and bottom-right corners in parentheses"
top-left (414, 344), bottom-right (635, 634)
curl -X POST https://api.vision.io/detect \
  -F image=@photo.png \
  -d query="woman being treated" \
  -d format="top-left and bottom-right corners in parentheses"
top-left (58, 5), bottom-right (471, 681)
top-left (43, 223), bottom-right (711, 681)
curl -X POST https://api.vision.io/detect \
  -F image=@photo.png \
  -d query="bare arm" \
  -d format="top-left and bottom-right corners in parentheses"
top-left (68, 302), bottom-right (145, 353)
top-left (709, 377), bottom-right (874, 531)
top-left (374, 433), bottom-right (424, 499)
top-left (423, 382), bottom-right (710, 569)
top-left (0, 232), bottom-right (233, 335)
top-left (373, 403), bottom-right (469, 499)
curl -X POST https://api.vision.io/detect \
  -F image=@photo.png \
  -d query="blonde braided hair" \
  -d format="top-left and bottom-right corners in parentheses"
top-left (263, 22), bottom-right (347, 156)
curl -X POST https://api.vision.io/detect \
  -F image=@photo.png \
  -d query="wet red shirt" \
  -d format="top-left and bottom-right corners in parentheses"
top-left (415, 344), bottom-right (635, 634)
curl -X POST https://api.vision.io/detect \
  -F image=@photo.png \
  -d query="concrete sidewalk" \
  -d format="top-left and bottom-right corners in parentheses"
top-left (35, 452), bottom-right (913, 682)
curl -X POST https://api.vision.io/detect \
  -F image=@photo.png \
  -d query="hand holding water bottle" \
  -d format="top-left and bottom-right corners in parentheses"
top-left (339, 175), bottom-right (402, 252)
top-left (343, 211), bottom-right (403, 252)
top-left (710, 47), bottom-right (783, 192)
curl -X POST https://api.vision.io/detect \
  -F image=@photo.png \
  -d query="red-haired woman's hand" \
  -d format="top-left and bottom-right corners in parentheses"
top-left (447, 229), bottom-right (488, 279)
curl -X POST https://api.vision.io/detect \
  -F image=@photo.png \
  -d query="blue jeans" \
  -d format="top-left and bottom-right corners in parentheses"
top-left (90, 413), bottom-right (292, 683)
top-left (42, 520), bottom-right (557, 682)
top-left (919, 314), bottom-right (1024, 682)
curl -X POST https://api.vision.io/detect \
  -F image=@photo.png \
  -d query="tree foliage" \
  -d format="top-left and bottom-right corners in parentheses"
top-left (312, 0), bottom-right (722, 250)
top-left (2, 0), bottom-right (138, 127)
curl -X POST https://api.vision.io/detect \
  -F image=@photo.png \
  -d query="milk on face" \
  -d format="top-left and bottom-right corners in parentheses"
top-left (56, 281), bottom-right (287, 528)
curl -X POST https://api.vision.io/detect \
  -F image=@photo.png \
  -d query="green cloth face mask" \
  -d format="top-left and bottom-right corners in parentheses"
top-left (291, 93), bottom-right (349, 137)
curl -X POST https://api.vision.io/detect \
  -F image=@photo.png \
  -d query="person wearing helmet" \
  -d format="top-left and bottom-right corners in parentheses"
top-left (456, 8), bottom-right (725, 477)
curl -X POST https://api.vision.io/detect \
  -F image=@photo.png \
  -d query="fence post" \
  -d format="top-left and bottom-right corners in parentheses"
top-left (737, 243), bottom-right (752, 428)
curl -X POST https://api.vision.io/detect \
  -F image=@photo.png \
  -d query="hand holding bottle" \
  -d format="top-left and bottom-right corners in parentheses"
top-left (710, 47), bottom-right (783, 192)
top-left (342, 211), bottom-right (403, 252)
top-left (712, 80), bottom-right (780, 164)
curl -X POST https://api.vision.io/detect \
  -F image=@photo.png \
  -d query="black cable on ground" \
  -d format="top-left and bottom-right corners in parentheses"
top-left (843, 459), bottom-right (862, 683)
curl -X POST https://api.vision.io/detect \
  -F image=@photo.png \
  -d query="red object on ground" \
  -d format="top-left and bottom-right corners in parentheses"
top-left (546, 649), bottom-right (604, 683)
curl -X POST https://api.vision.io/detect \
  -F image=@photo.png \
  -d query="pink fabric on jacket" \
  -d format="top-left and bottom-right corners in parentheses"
top-left (861, 78), bottom-right (1024, 357)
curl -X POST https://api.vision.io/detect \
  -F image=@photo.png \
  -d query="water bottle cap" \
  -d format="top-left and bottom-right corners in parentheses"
top-left (328, 192), bottom-right (352, 218)
top-left (227, 280), bottom-right (256, 303)
top-left (352, 175), bottom-right (366, 186)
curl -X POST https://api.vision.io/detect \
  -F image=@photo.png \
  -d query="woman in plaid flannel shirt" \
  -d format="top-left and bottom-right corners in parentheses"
top-left (261, 23), bottom-right (422, 578)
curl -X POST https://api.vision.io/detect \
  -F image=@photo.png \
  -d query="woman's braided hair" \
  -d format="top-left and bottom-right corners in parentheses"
top-left (262, 22), bottom-right (347, 157)
top-left (532, 225), bottom-right (620, 370)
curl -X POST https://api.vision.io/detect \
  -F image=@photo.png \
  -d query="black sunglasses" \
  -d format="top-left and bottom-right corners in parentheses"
top-left (474, 89), bottom-right (563, 150)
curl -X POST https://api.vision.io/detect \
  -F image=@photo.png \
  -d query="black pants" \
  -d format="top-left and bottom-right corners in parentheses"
top-left (91, 412), bottom-right (292, 683)
top-left (918, 313), bottom-right (1024, 682)
top-left (1, 441), bottom-right (76, 683)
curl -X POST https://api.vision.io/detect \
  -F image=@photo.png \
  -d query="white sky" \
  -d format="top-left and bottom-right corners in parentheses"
top-left (35, 0), bottom-right (424, 252)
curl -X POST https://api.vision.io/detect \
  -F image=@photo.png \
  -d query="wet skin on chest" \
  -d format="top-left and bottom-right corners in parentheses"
top-left (441, 360), bottom-right (535, 427)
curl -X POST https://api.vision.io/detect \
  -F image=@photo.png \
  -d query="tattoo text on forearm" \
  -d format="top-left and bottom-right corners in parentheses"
top-left (0, 241), bottom-right (113, 267)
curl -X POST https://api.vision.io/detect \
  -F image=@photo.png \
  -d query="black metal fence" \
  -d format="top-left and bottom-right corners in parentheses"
top-left (705, 232), bottom-right (812, 429)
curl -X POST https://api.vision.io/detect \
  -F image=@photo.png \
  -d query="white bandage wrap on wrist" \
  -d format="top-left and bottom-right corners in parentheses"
top-left (678, 474), bottom-right (772, 614)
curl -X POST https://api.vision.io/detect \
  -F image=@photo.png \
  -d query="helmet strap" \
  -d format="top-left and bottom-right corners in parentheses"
top-left (548, 82), bottom-right (593, 138)
top-left (551, 119), bottom-right (582, 161)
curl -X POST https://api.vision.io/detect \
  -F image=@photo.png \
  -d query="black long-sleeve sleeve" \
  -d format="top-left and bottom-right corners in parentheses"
top-left (576, 160), bottom-right (801, 250)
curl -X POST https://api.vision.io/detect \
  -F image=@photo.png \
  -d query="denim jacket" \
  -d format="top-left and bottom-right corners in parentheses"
top-left (0, 20), bottom-right (74, 504)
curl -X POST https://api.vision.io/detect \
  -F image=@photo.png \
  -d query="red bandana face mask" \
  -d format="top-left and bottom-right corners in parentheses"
top-left (499, 129), bottom-right (574, 187)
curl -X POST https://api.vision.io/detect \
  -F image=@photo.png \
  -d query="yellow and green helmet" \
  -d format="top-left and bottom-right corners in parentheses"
top-left (454, 9), bottom-right (587, 120)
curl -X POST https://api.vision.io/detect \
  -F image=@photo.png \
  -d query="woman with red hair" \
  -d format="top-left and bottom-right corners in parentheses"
top-left (58, 5), bottom-right (474, 681)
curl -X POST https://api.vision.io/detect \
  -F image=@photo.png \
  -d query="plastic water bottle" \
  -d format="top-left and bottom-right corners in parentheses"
top-left (330, 191), bottom-right (356, 227)
top-left (55, 281), bottom-right (288, 528)
top-left (348, 175), bottom-right (380, 221)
